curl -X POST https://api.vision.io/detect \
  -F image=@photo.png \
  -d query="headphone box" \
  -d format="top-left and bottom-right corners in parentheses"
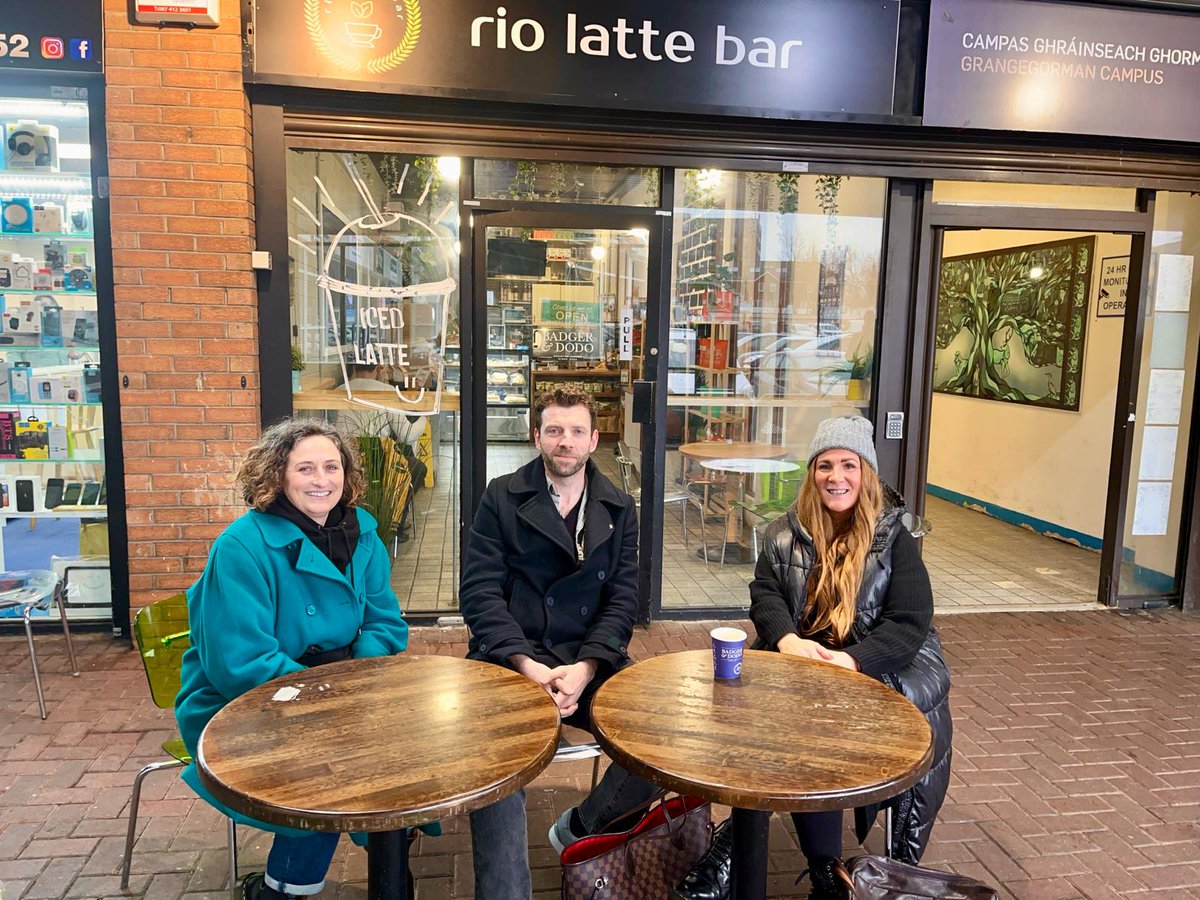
top-left (1, 197), bottom-right (34, 234)
top-left (5, 121), bottom-right (60, 172)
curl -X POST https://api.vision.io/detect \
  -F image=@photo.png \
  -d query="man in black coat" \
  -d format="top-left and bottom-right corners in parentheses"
top-left (462, 390), bottom-right (658, 900)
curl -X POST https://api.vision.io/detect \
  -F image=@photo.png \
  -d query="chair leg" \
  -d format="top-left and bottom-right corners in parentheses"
top-left (227, 817), bottom-right (239, 900)
top-left (591, 755), bottom-right (601, 791)
top-left (121, 759), bottom-right (186, 890)
top-left (22, 607), bottom-right (47, 720)
top-left (680, 499), bottom-right (689, 549)
top-left (55, 583), bottom-right (80, 677)
top-left (884, 805), bottom-right (893, 858)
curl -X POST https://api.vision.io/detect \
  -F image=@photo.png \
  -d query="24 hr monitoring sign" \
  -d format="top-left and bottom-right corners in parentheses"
top-left (0, 1), bottom-right (103, 74)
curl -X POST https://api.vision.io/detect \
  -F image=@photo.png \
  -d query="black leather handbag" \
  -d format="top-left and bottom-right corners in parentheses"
top-left (846, 855), bottom-right (999, 899)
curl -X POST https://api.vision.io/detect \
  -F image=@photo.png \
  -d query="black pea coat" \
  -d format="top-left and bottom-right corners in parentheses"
top-left (460, 456), bottom-right (638, 674)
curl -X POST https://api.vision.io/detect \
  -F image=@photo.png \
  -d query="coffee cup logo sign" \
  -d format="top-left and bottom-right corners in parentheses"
top-left (304, 0), bottom-right (422, 74)
top-left (301, 162), bottom-right (456, 416)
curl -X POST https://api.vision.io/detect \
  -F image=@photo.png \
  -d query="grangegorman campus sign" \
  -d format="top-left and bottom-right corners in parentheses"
top-left (925, 0), bottom-right (1200, 143)
top-left (246, 0), bottom-right (900, 120)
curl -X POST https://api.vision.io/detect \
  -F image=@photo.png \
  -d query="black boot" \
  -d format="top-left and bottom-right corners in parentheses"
top-left (805, 856), bottom-right (852, 900)
top-left (242, 873), bottom-right (294, 900)
top-left (670, 818), bottom-right (733, 900)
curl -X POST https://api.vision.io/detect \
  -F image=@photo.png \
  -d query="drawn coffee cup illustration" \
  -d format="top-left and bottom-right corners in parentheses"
top-left (344, 21), bottom-right (383, 47)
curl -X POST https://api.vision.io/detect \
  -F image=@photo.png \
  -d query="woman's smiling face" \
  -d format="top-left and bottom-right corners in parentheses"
top-left (282, 435), bottom-right (344, 525)
top-left (812, 449), bottom-right (863, 522)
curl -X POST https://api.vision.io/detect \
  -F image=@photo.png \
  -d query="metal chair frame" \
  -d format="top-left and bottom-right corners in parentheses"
top-left (0, 573), bottom-right (79, 720)
top-left (614, 448), bottom-right (709, 562)
top-left (121, 596), bottom-right (240, 900)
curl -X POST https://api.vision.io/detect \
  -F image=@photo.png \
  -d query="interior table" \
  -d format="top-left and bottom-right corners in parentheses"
top-left (591, 650), bottom-right (932, 900)
top-left (678, 442), bottom-right (788, 555)
top-left (699, 458), bottom-right (801, 564)
top-left (197, 654), bottom-right (560, 899)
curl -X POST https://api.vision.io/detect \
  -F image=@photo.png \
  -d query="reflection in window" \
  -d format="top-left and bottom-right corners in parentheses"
top-left (661, 170), bottom-right (887, 605)
top-left (285, 150), bottom-right (462, 616)
top-left (474, 158), bottom-right (660, 206)
top-left (670, 170), bottom-right (884, 440)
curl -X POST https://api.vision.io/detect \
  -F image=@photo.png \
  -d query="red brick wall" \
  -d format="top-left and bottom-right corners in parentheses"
top-left (103, 1), bottom-right (258, 612)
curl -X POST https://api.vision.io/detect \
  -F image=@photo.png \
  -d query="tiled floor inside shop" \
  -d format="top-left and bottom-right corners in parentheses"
top-left (393, 440), bottom-right (1104, 616)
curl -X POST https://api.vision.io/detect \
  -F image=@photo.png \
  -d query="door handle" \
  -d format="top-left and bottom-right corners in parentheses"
top-left (632, 380), bottom-right (655, 424)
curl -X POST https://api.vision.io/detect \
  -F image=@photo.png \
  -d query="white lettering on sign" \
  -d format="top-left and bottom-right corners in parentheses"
top-left (468, 12), bottom-right (807, 69)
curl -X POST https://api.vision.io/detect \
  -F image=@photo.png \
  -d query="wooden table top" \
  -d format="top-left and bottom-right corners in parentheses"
top-left (678, 441), bottom-right (788, 461)
top-left (197, 655), bottom-right (560, 833)
top-left (591, 650), bottom-right (932, 813)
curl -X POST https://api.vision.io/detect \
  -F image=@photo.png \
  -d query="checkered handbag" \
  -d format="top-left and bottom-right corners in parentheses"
top-left (560, 796), bottom-right (712, 900)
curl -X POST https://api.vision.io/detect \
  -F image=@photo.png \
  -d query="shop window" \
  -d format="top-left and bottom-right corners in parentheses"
top-left (474, 159), bottom-right (660, 206)
top-left (285, 149), bottom-right (462, 616)
top-left (660, 170), bottom-right (886, 604)
top-left (932, 181), bottom-right (1137, 211)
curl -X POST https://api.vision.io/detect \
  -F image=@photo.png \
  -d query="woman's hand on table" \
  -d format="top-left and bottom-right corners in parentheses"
top-left (822, 650), bottom-right (860, 671)
top-left (777, 633), bottom-right (835, 661)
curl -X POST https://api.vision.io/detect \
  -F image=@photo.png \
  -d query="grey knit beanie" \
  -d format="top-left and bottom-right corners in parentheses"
top-left (807, 415), bottom-right (878, 473)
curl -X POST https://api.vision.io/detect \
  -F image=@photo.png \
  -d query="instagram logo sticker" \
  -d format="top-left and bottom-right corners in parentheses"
top-left (41, 37), bottom-right (65, 59)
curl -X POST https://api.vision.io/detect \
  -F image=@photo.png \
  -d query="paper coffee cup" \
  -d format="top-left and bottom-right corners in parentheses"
top-left (711, 627), bottom-right (747, 680)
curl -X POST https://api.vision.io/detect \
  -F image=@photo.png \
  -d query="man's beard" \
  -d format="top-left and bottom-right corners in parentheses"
top-left (543, 448), bottom-right (589, 479)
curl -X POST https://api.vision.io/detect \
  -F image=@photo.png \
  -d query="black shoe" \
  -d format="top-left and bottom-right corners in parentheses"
top-left (801, 856), bottom-right (852, 900)
top-left (670, 818), bottom-right (733, 900)
top-left (241, 873), bottom-right (294, 900)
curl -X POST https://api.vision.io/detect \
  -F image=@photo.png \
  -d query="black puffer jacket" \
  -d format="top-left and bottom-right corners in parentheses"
top-left (748, 487), bottom-right (952, 864)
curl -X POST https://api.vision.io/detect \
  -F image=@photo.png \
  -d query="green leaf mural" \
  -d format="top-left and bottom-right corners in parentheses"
top-left (932, 236), bottom-right (1094, 411)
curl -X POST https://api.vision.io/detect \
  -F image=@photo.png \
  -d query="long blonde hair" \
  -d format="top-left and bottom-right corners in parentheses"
top-left (794, 453), bottom-right (883, 645)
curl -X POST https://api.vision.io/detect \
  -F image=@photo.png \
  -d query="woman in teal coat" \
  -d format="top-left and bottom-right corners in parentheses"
top-left (176, 418), bottom-right (409, 900)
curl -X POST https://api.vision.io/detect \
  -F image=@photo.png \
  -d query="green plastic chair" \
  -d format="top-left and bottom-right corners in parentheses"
top-left (730, 463), bottom-right (807, 560)
top-left (121, 593), bottom-right (240, 899)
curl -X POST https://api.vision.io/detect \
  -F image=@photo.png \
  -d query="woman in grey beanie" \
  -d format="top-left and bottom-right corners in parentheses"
top-left (745, 415), bottom-right (953, 899)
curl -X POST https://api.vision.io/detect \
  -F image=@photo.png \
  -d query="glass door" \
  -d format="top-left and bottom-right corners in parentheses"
top-left (469, 210), bottom-right (657, 584)
top-left (1108, 191), bottom-right (1200, 606)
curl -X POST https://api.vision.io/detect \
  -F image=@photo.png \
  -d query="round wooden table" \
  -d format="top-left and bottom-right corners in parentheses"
top-left (591, 650), bottom-right (932, 899)
top-left (678, 441), bottom-right (789, 462)
top-left (197, 654), bottom-right (560, 899)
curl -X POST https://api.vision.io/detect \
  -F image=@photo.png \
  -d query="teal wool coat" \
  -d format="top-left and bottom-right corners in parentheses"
top-left (175, 507), bottom-right (409, 836)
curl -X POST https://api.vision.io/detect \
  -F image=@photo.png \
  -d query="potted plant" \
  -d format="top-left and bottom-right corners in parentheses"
top-left (290, 345), bottom-right (305, 392)
top-left (356, 430), bottom-right (411, 558)
top-left (823, 346), bottom-right (873, 401)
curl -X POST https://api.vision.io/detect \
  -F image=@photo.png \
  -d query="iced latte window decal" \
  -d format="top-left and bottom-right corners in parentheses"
top-left (293, 155), bottom-right (457, 416)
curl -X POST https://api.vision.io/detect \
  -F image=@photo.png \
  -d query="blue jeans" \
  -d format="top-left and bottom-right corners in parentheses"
top-left (470, 728), bottom-right (659, 900)
top-left (264, 831), bottom-right (340, 896)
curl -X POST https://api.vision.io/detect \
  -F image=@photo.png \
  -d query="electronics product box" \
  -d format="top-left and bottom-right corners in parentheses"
top-left (1, 198), bottom-right (35, 234)
top-left (16, 417), bottom-right (49, 459)
top-left (0, 359), bottom-right (8, 402)
top-left (9, 362), bottom-right (31, 402)
top-left (48, 425), bottom-right (67, 460)
top-left (9, 257), bottom-right (33, 289)
top-left (33, 204), bottom-right (64, 234)
top-left (5, 121), bottom-right (60, 172)
top-left (65, 309), bottom-right (98, 346)
top-left (0, 411), bottom-right (17, 458)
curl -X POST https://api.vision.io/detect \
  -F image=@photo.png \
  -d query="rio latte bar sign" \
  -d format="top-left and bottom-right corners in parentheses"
top-left (246, 0), bottom-right (901, 120)
top-left (925, 0), bottom-right (1200, 143)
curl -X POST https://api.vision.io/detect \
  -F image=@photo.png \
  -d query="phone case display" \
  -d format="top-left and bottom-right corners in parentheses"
top-left (0, 92), bottom-right (111, 622)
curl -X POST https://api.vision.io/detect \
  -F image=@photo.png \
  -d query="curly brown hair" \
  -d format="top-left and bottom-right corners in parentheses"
top-left (236, 418), bottom-right (366, 510)
top-left (533, 389), bottom-right (597, 430)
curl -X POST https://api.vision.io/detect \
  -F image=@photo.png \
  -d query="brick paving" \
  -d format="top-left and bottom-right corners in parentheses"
top-left (2, 608), bottom-right (1199, 899)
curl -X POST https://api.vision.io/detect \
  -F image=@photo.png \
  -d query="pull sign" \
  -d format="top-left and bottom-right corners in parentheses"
top-left (134, 0), bottom-right (220, 27)
top-left (885, 411), bottom-right (904, 440)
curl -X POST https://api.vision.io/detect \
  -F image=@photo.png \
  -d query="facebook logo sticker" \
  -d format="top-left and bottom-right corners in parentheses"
top-left (70, 39), bottom-right (92, 61)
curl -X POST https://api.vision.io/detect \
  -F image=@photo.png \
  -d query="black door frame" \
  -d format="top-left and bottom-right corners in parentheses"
top-left (907, 191), bottom-right (1164, 608)
top-left (464, 206), bottom-right (665, 624)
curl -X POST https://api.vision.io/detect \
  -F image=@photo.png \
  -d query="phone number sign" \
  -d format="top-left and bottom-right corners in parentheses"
top-left (0, 2), bottom-right (104, 74)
